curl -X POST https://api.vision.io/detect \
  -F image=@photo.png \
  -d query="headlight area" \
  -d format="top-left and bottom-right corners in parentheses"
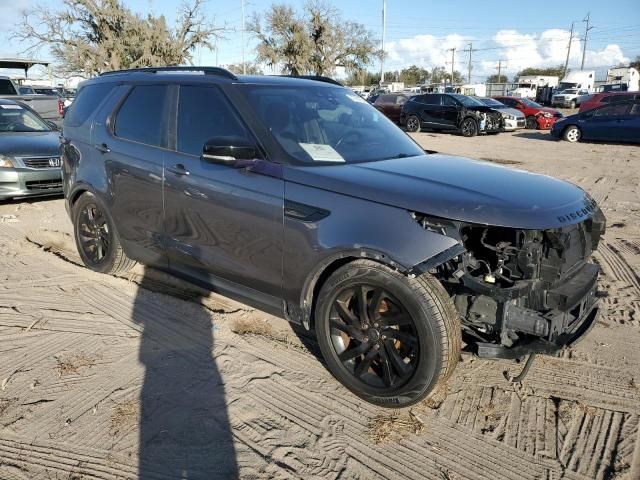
top-left (411, 210), bottom-right (607, 358)
top-left (0, 156), bottom-right (15, 168)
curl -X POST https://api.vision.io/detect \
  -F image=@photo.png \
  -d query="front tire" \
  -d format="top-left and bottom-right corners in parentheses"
top-left (562, 125), bottom-right (581, 143)
top-left (525, 115), bottom-right (538, 129)
top-left (315, 260), bottom-right (461, 407)
top-left (405, 114), bottom-right (421, 133)
top-left (569, 100), bottom-right (576, 109)
top-left (460, 118), bottom-right (478, 137)
top-left (72, 192), bottom-right (136, 275)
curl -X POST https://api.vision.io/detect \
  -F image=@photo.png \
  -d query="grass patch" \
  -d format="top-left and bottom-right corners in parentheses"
top-left (55, 351), bottom-right (98, 377)
top-left (369, 410), bottom-right (426, 444)
top-left (110, 399), bottom-right (139, 436)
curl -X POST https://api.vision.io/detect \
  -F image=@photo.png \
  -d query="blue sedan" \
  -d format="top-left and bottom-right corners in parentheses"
top-left (551, 99), bottom-right (640, 143)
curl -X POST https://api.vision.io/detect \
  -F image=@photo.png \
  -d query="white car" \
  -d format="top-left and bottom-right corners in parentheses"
top-left (475, 97), bottom-right (525, 131)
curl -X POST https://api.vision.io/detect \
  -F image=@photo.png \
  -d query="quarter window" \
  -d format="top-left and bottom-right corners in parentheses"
top-left (114, 85), bottom-right (168, 147)
top-left (177, 85), bottom-right (250, 156)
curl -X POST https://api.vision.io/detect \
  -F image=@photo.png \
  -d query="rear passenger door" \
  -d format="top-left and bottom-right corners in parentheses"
top-left (91, 84), bottom-right (169, 267)
top-left (162, 84), bottom-right (284, 315)
top-left (412, 94), bottom-right (440, 127)
top-left (439, 95), bottom-right (459, 129)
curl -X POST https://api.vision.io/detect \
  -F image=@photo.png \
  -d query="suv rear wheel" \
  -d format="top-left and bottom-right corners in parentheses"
top-left (72, 192), bottom-right (136, 275)
top-left (460, 118), bottom-right (478, 137)
top-left (315, 260), bottom-right (461, 407)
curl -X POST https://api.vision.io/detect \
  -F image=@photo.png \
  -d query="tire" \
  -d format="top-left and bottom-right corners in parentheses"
top-left (315, 259), bottom-right (461, 407)
top-left (562, 125), bottom-right (581, 143)
top-left (569, 100), bottom-right (576, 109)
top-left (405, 114), bottom-right (420, 133)
top-left (72, 192), bottom-right (136, 275)
top-left (525, 115), bottom-right (538, 129)
top-left (460, 118), bottom-right (478, 137)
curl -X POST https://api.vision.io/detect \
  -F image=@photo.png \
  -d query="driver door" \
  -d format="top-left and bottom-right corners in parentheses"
top-left (162, 84), bottom-right (285, 314)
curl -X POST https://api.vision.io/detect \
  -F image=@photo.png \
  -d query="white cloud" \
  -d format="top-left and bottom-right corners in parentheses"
top-left (384, 28), bottom-right (630, 81)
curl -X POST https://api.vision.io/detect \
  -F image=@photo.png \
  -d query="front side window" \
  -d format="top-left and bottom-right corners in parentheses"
top-left (177, 85), bottom-right (250, 156)
top-left (238, 85), bottom-right (424, 165)
top-left (593, 103), bottom-right (630, 117)
top-left (449, 94), bottom-right (483, 107)
top-left (441, 95), bottom-right (457, 107)
top-left (114, 85), bottom-right (168, 147)
top-left (65, 83), bottom-right (116, 128)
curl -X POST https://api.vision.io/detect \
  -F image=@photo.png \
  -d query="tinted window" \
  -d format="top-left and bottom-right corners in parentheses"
top-left (441, 95), bottom-right (457, 107)
top-left (65, 83), bottom-right (116, 127)
top-left (115, 85), bottom-right (168, 147)
top-left (499, 97), bottom-right (517, 107)
top-left (629, 104), bottom-right (640, 115)
top-left (395, 95), bottom-right (408, 105)
top-left (420, 94), bottom-right (440, 105)
top-left (177, 85), bottom-right (249, 156)
top-left (593, 103), bottom-right (630, 117)
top-left (0, 79), bottom-right (16, 95)
top-left (380, 95), bottom-right (395, 103)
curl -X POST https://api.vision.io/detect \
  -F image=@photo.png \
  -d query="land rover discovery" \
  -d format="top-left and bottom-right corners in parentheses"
top-left (62, 67), bottom-right (606, 407)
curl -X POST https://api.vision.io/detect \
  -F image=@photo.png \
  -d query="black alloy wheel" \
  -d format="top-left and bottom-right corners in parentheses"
top-left (460, 118), bottom-right (478, 137)
top-left (525, 115), bottom-right (538, 129)
top-left (329, 285), bottom-right (419, 389)
top-left (77, 202), bottom-right (111, 264)
top-left (405, 115), bottom-right (421, 133)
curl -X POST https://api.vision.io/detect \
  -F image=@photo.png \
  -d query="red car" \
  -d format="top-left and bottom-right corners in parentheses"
top-left (579, 91), bottom-right (640, 113)
top-left (372, 93), bottom-right (409, 123)
top-left (494, 96), bottom-right (563, 129)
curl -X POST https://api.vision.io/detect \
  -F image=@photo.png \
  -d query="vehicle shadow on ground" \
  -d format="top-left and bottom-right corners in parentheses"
top-left (512, 131), bottom-right (555, 141)
top-left (133, 266), bottom-right (238, 479)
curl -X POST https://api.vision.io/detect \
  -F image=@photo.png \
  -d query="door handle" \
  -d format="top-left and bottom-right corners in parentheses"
top-left (94, 143), bottom-right (110, 153)
top-left (167, 163), bottom-right (190, 176)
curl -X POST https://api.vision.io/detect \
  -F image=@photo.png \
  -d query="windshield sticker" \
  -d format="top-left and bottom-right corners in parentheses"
top-left (0, 105), bottom-right (23, 109)
top-left (346, 93), bottom-right (367, 104)
top-left (299, 143), bottom-right (345, 162)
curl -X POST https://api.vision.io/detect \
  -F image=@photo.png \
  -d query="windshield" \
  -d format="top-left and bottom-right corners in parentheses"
top-left (0, 104), bottom-right (51, 132)
top-left (521, 98), bottom-right (543, 108)
top-left (238, 85), bottom-right (424, 165)
top-left (449, 94), bottom-right (484, 107)
top-left (478, 98), bottom-right (504, 107)
top-left (560, 89), bottom-right (577, 94)
top-left (517, 83), bottom-right (533, 88)
top-left (558, 82), bottom-right (577, 91)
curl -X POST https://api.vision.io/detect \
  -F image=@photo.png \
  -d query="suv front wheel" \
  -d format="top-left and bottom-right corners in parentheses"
top-left (315, 260), bottom-right (461, 407)
top-left (460, 118), bottom-right (478, 137)
top-left (72, 192), bottom-right (137, 275)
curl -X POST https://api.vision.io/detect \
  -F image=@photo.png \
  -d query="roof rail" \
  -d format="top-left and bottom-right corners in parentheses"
top-left (100, 66), bottom-right (237, 80)
top-left (278, 75), bottom-right (343, 86)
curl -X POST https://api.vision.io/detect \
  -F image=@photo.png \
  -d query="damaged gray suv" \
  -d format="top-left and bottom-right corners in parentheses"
top-left (62, 67), bottom-right (606, 407)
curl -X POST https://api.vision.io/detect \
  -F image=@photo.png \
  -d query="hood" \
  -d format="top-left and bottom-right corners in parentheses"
top-left (0, 132), bottom-right (60, 157)
top-left (497, 107), bottom-right (524, 118)
top-left (283, 154), bottom-right (597, 229)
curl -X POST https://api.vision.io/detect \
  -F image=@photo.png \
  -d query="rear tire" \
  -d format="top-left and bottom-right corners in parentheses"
top-left (460, 118), bottom-right (478, 137)
top-left (72, 192), bottom-right (136, 275)
top-left (525, 115), bottom-right (538, 129)
top-left (562, 125), bottom-right (581, 143)
top-left (405, 114), bottom-right (420, 133)
top-left (315, 259), bottom-right (461, 407)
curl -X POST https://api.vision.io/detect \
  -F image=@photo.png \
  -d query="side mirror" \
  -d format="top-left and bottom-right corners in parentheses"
top-left (202, 136), bottom-right (259, 166)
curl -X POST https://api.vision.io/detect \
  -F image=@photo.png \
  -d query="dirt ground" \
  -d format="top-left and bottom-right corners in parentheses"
top-left (0, 129), bottom-right (639, 480)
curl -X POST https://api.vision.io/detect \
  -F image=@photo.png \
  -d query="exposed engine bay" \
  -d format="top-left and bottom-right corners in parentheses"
top-left (412, 209), bottom-right (607, 358)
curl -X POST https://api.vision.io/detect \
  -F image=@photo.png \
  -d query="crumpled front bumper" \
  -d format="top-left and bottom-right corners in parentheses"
top-left (474, 262), bottom-right (600, 359)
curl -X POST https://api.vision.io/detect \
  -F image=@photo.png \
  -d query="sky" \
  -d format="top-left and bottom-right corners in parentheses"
top-left (1, 0), bottom-right (639, 82)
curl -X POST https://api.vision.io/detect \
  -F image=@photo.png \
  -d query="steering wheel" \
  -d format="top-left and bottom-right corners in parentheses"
top-left (335, 130), bottom-right (364, 149)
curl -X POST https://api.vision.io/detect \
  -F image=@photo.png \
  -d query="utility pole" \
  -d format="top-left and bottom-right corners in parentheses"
top-left (380, 0), bottom-right (386, 84)
top-left (563, 22), bottom-right (574, 78)
top-left (496, 60), bottom-right (505, 83)
top-left (462, 43), bottom-right (473, 84)
top-left (449, 47), bottom-right (456, 86)
top-left (581, 12), bottom-right (593, 71)
top-left (241, 0), bottom-right (246, 74)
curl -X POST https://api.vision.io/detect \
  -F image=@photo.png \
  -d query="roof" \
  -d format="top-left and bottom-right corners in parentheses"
top-left (87, 67), bottom-right (342, 88)
top-left (0, 58), bottom-right (50, 70)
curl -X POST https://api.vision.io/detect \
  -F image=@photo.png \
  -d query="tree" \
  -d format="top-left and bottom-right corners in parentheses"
top-left (226, 62), bottom-right (264, 75)
top-left (399, 65), bottom-right (430, 86)
top-left (429, 66), bottom-right (463, 84)
top-left (249, 1), bottom-right (380, 76)
top-left (13, 0), bottom-right (223, 76)
top-left (486, 74), bottom-right (509, 83)
top-left (515, 65), bottom-right (565, 79)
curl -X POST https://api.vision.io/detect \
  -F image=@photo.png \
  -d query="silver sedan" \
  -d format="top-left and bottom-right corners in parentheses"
top-left (0, 99), bottom-right (62, 201)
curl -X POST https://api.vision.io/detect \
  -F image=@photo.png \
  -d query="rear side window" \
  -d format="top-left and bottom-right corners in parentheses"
top-left (419, 95), bottom-right (439, 105)
top-left (65, 83), bottom-right (116, 127)
top-left (0, 79), bottom-right (17, 95)
top-left (114, 85), bottom-right (168, 147)
top-left (380, 95), bottom-right (395, 103)
top-left (593, 103), bottom-right (630, 117)
top-left (395, 96), bottom-right (407, 105)
top-left (177, 85), bottom-right (250, 156)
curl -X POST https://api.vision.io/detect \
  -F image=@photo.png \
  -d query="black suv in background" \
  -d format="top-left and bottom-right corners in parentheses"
top-left (400, 93), bottom-right (503, 136)
top-left (62, 67), bottom-right (605, 407)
